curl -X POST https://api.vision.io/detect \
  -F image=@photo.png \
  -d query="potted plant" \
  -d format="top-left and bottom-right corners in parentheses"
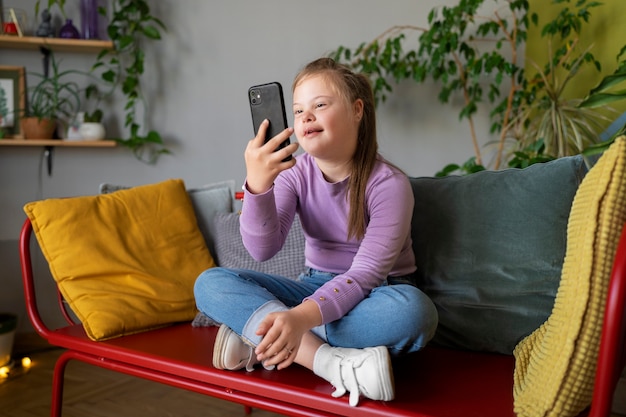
top-left (79, 108), bottom-right (106, 140)
top-left (332, 0), bottom-right (616, 174)
top-left (21, 52), bottom-right (81, 139)
top-left (69, 82), bottom-right (105, 140)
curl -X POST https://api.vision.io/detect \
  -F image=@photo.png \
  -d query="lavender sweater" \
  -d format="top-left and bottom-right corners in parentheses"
top-left (240, 153), bottom-right (416, 324)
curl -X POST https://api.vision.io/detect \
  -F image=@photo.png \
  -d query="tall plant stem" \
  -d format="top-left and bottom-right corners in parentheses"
top-left (493, 7), bottom-right (522, 170)
top-left (453, 51), bottom-right (483, 166)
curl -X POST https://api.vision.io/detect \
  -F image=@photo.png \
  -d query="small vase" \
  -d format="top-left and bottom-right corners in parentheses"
top-left (59, 19), bottom-right (80, 39)
top-left (80, 0), bottom-right (103, 39)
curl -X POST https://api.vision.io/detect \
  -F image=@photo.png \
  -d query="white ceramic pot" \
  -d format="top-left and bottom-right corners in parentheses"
top-left (79, 122), bottom-right (106, 141)
top-left (0, 314), bottom-right (17, 366)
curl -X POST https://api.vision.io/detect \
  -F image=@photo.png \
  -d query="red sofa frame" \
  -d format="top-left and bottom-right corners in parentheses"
top-left (19, 218), bottom-right (626, 417)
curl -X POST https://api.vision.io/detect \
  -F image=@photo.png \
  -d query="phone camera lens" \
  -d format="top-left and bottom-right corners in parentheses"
top-left (250, 90), bottom-right (261, 105)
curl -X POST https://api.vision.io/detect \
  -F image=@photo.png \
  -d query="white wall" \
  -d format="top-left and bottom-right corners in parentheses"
top-left (0, 0), bottom-right (495, 331)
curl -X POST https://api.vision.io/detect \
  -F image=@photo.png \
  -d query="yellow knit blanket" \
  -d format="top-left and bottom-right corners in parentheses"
top-left (513, 137), bottom-right (626, 416)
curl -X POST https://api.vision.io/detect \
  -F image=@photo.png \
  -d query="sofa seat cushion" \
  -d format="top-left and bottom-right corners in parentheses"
top-left (411, 155), bottom-right (588, 354)
top-left (24, 179), bottom-right (216, 341)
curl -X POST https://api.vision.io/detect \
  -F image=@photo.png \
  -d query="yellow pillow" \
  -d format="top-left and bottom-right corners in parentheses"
top-left (513, 137), bottom-right (626, 416)
top-left (23, 179), bottom-right (216, 341)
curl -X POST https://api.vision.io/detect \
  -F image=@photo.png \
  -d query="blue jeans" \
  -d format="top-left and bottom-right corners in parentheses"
top-left (194, 267), bottom-right (438, 357)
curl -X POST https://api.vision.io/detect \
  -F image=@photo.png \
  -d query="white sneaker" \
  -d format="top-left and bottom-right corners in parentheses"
top-left (212, 324), bottom-right (276, 372)
top-left (313, 344), bottom-right (395, 406)
top-left (213, 324), bottom-right (258, 371)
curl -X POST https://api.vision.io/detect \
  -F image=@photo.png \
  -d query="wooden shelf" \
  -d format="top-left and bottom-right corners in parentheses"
top-left (0, 35), bottom-right (113, 53)
top-left (0, 139), bottom-right (117, 147)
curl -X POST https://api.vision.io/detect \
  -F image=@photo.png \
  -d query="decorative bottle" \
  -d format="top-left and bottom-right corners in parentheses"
top-left (59, 19), bottom-right (80, 39)
top-left (81, 0), bottom-right (106, 39)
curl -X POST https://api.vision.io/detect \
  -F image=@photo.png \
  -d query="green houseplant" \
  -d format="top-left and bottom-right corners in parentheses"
top-left (35, 0), bottom-right (67, 19)
top-left (35, 0), bottom-right (169, 162)
top-left (577, 45), bottom-right (626, 155)
top-left (84, 108), bottom-right (103, 123)
top-left (90, 0), bottom-right (169, 163)
top-left (0, 85), bottom-right (8, 138)
top-left (332, 0), bottom-right (615, 174)
top-left (82, 83), bottom-right (104, 123)
top-left (21, 53), bottom-right (81, 139)
top-left (78, 85), bottom-right (106, 140)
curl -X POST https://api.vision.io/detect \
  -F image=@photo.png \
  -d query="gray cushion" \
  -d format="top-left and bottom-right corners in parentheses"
top-left (186, 181), bottom-right (236, 256)
top-left (410, 155), bottom-right (588, 354)
top-left (213, 212), bottom-right (306, 279)
top-left (99, 180), bottom-right (235, 256)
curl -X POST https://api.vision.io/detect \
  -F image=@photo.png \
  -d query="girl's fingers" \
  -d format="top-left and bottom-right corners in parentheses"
top-left (262, 344), bottom-right (294, 369)
top-left (253, 119), bottom-right (270, 145)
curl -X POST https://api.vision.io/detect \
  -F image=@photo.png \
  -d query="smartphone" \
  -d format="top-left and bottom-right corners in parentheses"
top-left (248, 82), bottom-right (292, 161)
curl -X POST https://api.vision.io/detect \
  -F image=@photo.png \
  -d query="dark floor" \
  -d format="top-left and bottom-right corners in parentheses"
top-left (0, 333), bottom-right (284, 417)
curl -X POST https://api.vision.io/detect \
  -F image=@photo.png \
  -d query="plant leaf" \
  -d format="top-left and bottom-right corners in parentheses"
top-left (580, 91), bottom-right (626, 108)
top-left (141, 25), bottom-right (161, 40)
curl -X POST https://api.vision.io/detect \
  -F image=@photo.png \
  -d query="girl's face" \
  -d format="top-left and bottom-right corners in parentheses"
top-left (292, 74), bottom-right (362, 165)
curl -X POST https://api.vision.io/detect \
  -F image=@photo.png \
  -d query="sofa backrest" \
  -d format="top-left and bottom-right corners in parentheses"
top-left (99, 157), bottom-right (589, 354)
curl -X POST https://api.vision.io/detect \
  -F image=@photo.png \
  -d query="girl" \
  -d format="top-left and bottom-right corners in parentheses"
top-left (194, 57), bottom-right (438, 407)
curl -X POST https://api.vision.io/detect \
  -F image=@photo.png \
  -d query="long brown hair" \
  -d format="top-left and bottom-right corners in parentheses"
top-left (293, 58), bottom-right (378, 240)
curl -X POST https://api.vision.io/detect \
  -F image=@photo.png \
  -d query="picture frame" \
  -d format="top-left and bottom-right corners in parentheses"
top-left (0, 65), bottom-right (26, 139)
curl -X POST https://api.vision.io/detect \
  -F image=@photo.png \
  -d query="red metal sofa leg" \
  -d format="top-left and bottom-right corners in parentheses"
top-left (245, 405), bottom-right (252, 414)
top-left (51, 350), bottom-right (74, 417)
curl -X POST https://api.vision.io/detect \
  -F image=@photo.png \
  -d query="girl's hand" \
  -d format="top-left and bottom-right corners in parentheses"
top-left (254, 310), bottom-right (305, 369)
top-left (245, 119), bottom-right (298, 194)
top-left (255, 302), bottom-right (321, 370)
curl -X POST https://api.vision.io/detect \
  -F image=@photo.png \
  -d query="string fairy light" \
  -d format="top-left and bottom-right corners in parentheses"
top-left (0, 356), bottom-right (33, 383)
